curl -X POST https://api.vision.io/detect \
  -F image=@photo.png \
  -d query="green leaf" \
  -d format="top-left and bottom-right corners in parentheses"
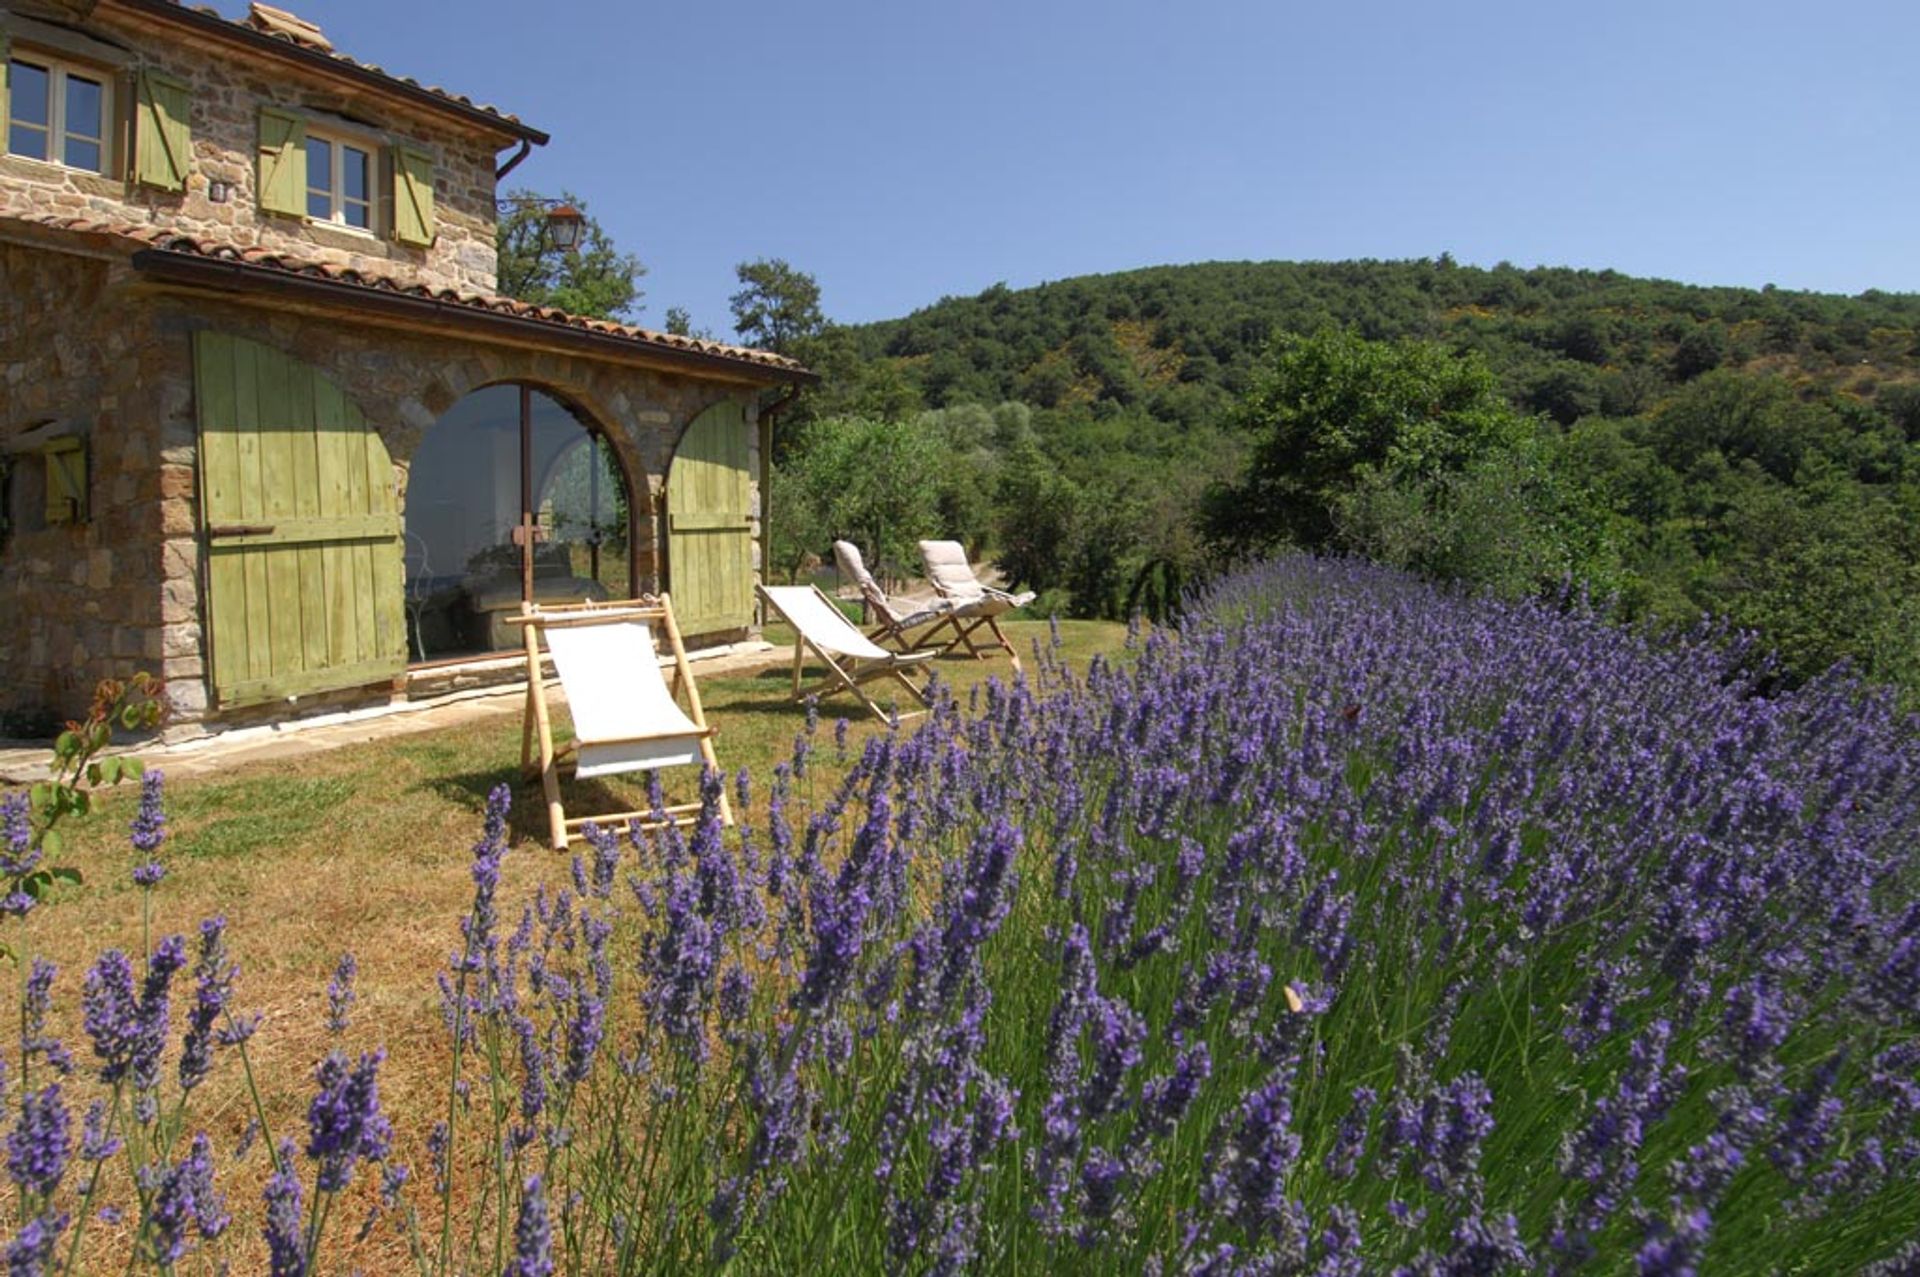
top-left (100, 757), bottom-right (124, 786)
top-left (39, 829), bottom-right (62, 859)
top-left (70, 791), bottom-right (90, 816)
top-left (49, 867), bottom-right (82, 886)
top-left (54, 730), bottom-right (79, 758)
top-left (120, 704), bottom-right (142, 731)
top-left (124, 757), bottom-right (145, 780)
top-left (27, 783), bottom-right (51, 812)
top-left (21, 870), bottom-right (48, 899)
top-left (86, 762), bottom-right (103, 786)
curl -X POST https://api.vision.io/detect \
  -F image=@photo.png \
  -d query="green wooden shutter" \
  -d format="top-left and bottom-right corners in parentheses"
top-left (43, 438), bottom-right (86, 525)
top-left (392, 144), bottom-right (434, 246)
top-left (257, 107), bottom-right (306, 217)
top-left (134, 71), bottom-right (191, 192)
top-left (666, 400), bottom-right (755, 636)
top-left (194, 333), bottom-right (406, 708)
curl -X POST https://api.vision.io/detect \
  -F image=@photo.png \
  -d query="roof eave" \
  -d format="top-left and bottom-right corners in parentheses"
top-left (106, 0), bottom-right (551, 147)
top-left (126, 247), bottom-right (818, 386)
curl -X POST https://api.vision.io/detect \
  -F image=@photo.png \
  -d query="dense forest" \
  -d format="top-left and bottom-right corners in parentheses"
top-left (769, 258), bottom-right (1920, 698)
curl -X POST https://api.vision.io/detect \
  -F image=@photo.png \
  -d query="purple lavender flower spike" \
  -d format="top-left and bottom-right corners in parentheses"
top-left (262, 1139), bottom-right (305, 1277)
top-left (6, 1086), bottom-right (70, 1199)
top-left (20, 960), bottom-right (72, 1076)
top-left (129, 769), bottom-right (167, 885)
top-left (506, 1173), bottom-right (555, 1277)
top-left (3, 1212), bottom-right (66, 1277)
top-left (179, 917), bottom-right (239, 1093)
top-left (325, 952), bottom-right (357, 1035)
top-left (0, 792), bottom-right (39, 881)
top-left (306, 1048), bottom-right (393, 1193)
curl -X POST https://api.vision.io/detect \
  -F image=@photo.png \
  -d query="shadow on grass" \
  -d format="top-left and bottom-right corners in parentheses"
top-left (422, 767), bottom-right (707, 850)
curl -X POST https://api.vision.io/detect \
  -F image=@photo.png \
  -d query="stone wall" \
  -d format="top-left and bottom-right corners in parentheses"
top-left (0, 243), bottom-right (175, 725)
top-left (1, 5), bottom-right (508, 292)
top-left (1, 245), bottom-right (766, 728)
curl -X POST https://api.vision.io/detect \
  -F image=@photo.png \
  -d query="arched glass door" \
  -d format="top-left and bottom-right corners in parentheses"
top-left (403, 384), bottom-right (631, 662)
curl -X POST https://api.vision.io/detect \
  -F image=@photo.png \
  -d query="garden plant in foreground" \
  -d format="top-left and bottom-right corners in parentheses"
top-left (3, 556), bottom-right (1918, 1273)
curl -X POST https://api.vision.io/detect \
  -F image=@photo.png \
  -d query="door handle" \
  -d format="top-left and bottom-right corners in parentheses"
top-left (207, 523), bottom-right (276, 537)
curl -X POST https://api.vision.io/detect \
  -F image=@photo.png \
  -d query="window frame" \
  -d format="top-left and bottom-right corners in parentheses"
top-left (302, 123), bottom-right (379, 234)
top-left (5, 48), bottom-right (115, 176)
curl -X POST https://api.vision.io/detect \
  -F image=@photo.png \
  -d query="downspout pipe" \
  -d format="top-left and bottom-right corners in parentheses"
top-left (495, 138), bottom-right (533, 181)
top-left (757, 382), bottom-right (804, 598)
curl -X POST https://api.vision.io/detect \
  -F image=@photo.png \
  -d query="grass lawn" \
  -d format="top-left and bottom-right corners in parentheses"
top-left (16, 618), bottom-right (1124, 1270)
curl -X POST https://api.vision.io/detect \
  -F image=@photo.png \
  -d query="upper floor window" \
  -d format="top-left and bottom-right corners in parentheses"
top-left (304, 129), bottom-right (375, 230)
top-left (6, 53), bottom-right (112, 174)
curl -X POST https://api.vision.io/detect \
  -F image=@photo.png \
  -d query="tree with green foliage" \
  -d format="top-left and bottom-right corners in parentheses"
top-left (772, 416), bottom-right (942, 583)
top-left (1205, 329), bottom-right (1534, 554)
top-left (730, 258), bottom-right (825, 354)
top-left (495, 190), bottom-right (645, 320)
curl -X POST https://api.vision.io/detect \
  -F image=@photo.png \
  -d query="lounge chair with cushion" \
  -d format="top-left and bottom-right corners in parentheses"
top-left (833, 539), bottom-right (972, 652)
top-left (758, 583), bottom-right (937, 722)
top-left (511, 595), bottom-right (728, 851)
top-left (916, 539), bottom-right (1036, 667)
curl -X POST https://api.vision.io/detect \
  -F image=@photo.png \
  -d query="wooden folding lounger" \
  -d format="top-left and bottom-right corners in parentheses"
top-left (757, 583), bottom-right (937, 723)
top-left (511, 595), bottom-right (730, 851)
top-left (916, 539), bottom-right (1037, 668)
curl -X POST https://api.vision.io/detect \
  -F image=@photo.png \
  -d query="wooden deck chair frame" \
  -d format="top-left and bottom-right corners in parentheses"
top-left (832, 539), bottom-right (967, 655)
top-left (511, 594), bottom-right (732, 852)
top-left (925, 606), bottom-right (1021, 668)
top-left (758, 583), bottom-right (935, 723)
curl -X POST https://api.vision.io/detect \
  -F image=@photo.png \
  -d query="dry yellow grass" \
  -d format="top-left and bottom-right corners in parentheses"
top-left (6, 618), bottom-right (1125, 1272)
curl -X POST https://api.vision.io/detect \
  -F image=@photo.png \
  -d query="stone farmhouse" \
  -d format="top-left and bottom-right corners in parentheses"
top-left (1, 0), bottom-right (811, 731)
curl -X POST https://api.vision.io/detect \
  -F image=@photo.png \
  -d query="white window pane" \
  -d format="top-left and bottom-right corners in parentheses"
top-left (64, 74), bottom-right (103, 142)
top-left (9, 62), bottom-right (50, 128)
top-left (8, 120), bottom-right (48, 161)
top-left (63, 137), bottom-right (101, 171)
top-left (341, 145), bottom-right (369, 202)
top-left (305, 136), bottom-right (333, 193)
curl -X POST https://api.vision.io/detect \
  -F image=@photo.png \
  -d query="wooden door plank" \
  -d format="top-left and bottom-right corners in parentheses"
top-left (233, 339), bottom-right (273, 689)
top-left (256, 344), bottom-right (304, 684)
top-left (316, 385), bottom-right (358, 671)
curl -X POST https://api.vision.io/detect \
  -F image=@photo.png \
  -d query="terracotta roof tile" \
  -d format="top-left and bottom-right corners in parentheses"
top-left (117, 1), bottom-right (545, 141)
top-left (1, 211), bottom-right (811, 378)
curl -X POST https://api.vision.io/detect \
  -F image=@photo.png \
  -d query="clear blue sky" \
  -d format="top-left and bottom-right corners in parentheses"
top-left (295, 0), bottom-right (1918, 336)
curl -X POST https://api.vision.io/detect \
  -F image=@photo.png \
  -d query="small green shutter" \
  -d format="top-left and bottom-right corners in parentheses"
top-left (392, 144), bottom-right (434, 246)
top-left (134, 71), bottom-right (191, 191)
top-left (43, 438), bottom-right (86, 525)
top-left (257, 107), bottom-right (306, 216)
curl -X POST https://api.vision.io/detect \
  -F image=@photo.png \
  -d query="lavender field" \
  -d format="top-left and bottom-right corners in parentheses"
top-left (7, 556), bottom-right (1920, 1274)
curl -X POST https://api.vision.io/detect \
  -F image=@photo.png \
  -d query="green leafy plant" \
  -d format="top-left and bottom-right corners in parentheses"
top-left (5, 673), bottom-right (167, 954)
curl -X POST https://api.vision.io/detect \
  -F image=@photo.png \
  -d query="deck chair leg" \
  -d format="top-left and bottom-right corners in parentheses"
top-left (817, 650), bottom-right (892, 723)
top-left (659, 592), bottom-right (735, 829)
top-left (988, 617), bottom-right (1021, 670)
top-left (523, 619), bottom-right (569, 851)
top-left (889, 667), bottom-right (931, 705)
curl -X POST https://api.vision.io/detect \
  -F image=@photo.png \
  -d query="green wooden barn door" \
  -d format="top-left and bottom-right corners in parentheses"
top-left (666, 399), bottom-right (753, 635)
top-left (194, 333), bottom-right (406, 708)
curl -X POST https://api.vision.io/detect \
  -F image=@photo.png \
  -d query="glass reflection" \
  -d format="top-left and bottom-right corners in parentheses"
top-left (403, 386), bottom-right (630, 662)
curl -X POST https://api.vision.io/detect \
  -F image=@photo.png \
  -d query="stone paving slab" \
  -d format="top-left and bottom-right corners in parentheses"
top-left (0, 642), bottom-right (792, 784)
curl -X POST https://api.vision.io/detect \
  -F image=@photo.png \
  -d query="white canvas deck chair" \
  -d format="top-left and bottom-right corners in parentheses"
top-left (512, 595), bottom-right (730, 852)
top-left (917, 540), bottom-right (1037, 668)
top-left (757, 584), bottom-right (937, 723)
top-left (832, 539), bottom-right (970, 653)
